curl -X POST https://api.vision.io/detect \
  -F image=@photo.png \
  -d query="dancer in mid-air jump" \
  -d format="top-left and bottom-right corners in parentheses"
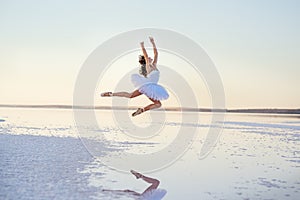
top-left (101, 37), bottom-right (169, 117)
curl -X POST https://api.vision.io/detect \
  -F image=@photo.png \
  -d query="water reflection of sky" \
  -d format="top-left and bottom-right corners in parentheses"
top-left (0, 108), bottom-right (299, 199)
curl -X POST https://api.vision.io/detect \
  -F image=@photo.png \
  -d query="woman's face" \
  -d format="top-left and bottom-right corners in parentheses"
top-left (148, 57), bottom-right (153, 63)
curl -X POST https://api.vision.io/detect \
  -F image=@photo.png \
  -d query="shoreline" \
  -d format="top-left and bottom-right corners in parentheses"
top-left (0, 104), bottom-right (299, 115)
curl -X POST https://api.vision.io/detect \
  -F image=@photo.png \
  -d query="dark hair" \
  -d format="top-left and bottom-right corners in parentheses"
top-left (139, 65), bottom-right (147, 77)
top-left (138, 55), bottom-right (147, 77)
top-left (139, 55), bottom-right (146, 65)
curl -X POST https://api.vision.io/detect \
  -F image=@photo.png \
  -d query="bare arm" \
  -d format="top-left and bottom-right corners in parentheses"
top-left (140, 41), bottom-right (149, 64)
top-left (140, 41), bottom-right (152, 74)
top-left (149, 37), bottom-right (158, 66)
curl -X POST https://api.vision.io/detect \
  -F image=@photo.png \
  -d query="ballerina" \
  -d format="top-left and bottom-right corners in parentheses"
top-left (101, 37), bottom-right (169, 117)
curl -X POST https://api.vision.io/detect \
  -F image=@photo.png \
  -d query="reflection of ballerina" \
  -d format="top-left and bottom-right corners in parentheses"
top-left (101, 37), bottom-right (169, 117)
top-left (102, 170), bottom-right (167, 199)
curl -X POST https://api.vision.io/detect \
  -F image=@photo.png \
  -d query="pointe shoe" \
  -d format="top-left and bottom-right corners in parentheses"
top-left (132, 108), bottom-right (144, 117)
top-left (130, 170), bottom-right (143, 179)
top-left (101, 92), bottom-right (113, 97)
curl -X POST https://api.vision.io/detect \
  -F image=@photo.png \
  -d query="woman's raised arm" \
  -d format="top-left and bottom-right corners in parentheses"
top-left (149, 37), bottom-right (158, 65)
top-left (140, 41), bottom-right (149, 64)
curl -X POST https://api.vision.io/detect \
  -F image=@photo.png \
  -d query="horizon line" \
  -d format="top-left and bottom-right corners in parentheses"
top-left (0, 104), bottom-right (299, 115)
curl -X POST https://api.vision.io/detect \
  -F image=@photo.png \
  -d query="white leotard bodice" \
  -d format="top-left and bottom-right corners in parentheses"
top-left (131, 70), bottom-right (160, 88)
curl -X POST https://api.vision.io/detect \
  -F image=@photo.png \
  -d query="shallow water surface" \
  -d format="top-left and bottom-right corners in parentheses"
top-left (0, 108), bottom-right (299, 199)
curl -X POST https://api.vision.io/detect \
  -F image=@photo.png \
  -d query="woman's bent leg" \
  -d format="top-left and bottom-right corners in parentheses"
top-left (143, 98), bottom-right (161, 111)
top-left (130, 170), bottom-right (160, 195)
top-left (140, 175), bottom-right (160, 194)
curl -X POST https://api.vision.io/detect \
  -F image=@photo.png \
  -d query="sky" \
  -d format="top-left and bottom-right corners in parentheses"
top-left (0, 0), bottom-right (299, 109)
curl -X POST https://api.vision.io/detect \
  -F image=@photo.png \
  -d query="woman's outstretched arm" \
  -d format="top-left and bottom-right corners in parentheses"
top-left (140, 41), bottom-right (149, 64)
top-left (149, 37), bottom-right (158, 65)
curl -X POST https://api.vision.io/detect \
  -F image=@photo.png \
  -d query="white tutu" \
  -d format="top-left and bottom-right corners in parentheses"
top-left (131, 70), bottom-right (169, 101)
top-left (140, 189), bottom-right (167, 200)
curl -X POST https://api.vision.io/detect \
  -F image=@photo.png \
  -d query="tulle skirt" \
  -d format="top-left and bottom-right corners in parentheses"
top-left (131, 70), bottom-right (169, 101)
top-left (140, 189), bottom-right (167, 200)
top-left (138, 83), bottom-right (169, 101)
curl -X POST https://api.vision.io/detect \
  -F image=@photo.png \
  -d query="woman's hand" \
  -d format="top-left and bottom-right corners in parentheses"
top-left (149, 37), bottom-right (155, 44)
top-left (140, 41), bottom-right (144, 47)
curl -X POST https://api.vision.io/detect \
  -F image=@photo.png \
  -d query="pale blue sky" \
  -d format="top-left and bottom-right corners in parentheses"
top-left (0, 0), bottom-right (299, 108)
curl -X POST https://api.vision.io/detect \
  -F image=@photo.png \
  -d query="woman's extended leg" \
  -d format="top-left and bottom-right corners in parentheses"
top-left (102, 90), bottom-right (142, 98)
top-left (102, 189), bottom-right (140, 196)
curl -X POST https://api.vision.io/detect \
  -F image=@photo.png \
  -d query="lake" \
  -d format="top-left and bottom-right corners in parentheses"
top-left (0, 108), bottom-right (299, 199)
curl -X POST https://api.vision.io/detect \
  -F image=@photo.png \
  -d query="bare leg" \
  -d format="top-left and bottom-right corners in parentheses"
top-left (140, 175), bottom-right (160, 194)
top-left (143, 98), bottom-right (161, 111)
top-left (102, 189), bottom-right (140, 196)
top-left (132, 98), bottom-right (162, 117)
top-left (113, 90), bottom-right (142, 98)
top-left (130, 170), bottom-right (160, 194)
